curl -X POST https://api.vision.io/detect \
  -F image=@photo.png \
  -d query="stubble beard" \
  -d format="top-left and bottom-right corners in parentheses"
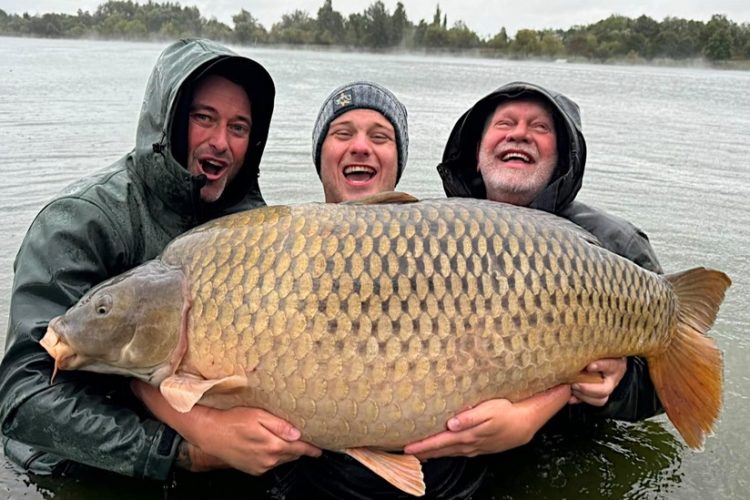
top-left (477, 150), bottom-right (557, 206)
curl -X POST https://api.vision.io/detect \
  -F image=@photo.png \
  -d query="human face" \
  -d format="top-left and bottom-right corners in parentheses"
top-left (477, 99), bottom-right (558, 206)
top-left (186, 74), bottom-right (252, 203)
top-left (319, 109), bottom-right (398, 203)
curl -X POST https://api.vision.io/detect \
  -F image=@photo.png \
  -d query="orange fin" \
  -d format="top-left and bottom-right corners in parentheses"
top-left (160, 374), bottom-right (248, 413)
top-left (343, 191), bottom-right (419, 205)
top-left (345, 448), bottom-right (425, 497)
top-left (649, 268), bottom-right (731, 449)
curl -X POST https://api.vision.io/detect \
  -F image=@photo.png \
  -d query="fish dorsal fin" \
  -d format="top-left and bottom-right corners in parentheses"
top-left (160, 374), bottom-right (248, 413)
top-left (342, 191), bottom-right (419, 205)
top-left (345, 448), bottom-right (425, 497)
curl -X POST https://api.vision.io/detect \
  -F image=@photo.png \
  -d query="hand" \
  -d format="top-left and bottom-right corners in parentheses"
top-left (403, 385), bottom-right (571, 460)
top-left (569, 357), bottom-right (627, 406)
top-left (131, 380), bottom-right (322, 475)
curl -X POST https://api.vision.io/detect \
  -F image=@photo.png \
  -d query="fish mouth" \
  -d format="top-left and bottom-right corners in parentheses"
top-left (343, 165), bottom-right (377, 183)
top-left (40, 327), bottom-right (77, 382)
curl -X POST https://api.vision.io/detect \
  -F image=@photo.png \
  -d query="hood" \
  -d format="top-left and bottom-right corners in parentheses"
top-left (133, 38), bottom-right (275, 221)
top-left (437, 81), bottom-right (586, 214)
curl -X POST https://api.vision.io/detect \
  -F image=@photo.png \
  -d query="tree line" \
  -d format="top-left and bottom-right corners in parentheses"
top-left (1, 0), bottom-right (749, 64)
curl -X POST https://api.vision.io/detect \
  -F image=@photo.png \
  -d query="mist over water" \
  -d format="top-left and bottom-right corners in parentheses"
top-left (1, 37), bottom-right (748, 499)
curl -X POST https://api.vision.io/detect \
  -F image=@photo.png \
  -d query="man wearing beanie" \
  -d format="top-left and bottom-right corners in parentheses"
top-left (269, 82), bottom-right (490, 499)
top-left (312, 81), bottom-right (408, 202)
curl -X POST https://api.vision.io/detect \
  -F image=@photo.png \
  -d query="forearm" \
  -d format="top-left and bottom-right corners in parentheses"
top-left (0, 353), bottom-right (179, 480)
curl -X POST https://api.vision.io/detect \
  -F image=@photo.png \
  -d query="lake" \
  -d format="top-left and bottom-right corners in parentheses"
top-left (0, 36), bottom-right (748, 499)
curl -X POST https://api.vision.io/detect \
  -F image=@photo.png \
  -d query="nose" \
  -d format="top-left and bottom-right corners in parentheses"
top-left (505, 121), bottom-right (530, 142)
top-left (348, 132), bottom-right (371, 156)
top-left (208, 125), bottom-right (229, 152)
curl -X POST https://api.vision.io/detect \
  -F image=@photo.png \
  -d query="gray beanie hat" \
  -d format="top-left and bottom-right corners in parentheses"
top-left (312, 81), bottom-right (409, 183)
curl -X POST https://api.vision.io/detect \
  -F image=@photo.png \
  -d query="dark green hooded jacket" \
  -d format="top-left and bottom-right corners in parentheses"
top-left (0, 38), bottom-right (275, 480)
top-left (438, 81), bottom-right (663, 422)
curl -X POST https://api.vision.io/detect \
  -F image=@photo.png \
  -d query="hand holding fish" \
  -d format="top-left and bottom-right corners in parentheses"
top-left (402, 385), bottom-right (571, 460)
top-left (569, 357), bottom-right (627, 406)
top-left (131, 381), bottom-right (322, 474)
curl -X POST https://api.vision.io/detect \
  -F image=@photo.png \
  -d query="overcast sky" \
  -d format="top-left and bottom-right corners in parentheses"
top-left (2, 0), bottom-right (748, 37)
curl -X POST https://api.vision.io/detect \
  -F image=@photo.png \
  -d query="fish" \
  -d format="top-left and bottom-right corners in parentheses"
top-left (40, 193), bottom-right (731, 496)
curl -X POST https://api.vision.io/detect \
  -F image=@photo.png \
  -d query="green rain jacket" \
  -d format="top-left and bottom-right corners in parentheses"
top-left (0, 39), bottom-right (275, 480)
top-left (438, 81), bottom-right (664, 422)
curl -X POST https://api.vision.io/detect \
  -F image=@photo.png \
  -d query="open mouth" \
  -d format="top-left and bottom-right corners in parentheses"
top-left (199, 159), bottom-right (228, 180)
top-left (343, 165), bottom-right (376, 183)
top-left (40, 328), bottom-right (76, 381)
top-left (500, 151), bottom-right (533, 163)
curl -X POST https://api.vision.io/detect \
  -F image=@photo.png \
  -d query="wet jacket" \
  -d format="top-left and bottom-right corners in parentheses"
top-left (0, 39), bottom-right (275, 480)
top-left (438, 81), bottom-right (663, 422)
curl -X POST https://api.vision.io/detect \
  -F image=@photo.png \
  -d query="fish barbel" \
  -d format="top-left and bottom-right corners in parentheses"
top-left (40, 193), bottom-right (731, 496)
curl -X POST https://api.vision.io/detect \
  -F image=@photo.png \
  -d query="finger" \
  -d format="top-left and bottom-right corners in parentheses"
top-left (446, 405), bottom-right (494, 432)
top-left (414, 443), bottom-right (474, 461)
top-left (285, 440), bottom-right (323, 459)
top-left (257, 413), bottom-right (302, 441)
top-left (403, 431), bottom-right (463, 455)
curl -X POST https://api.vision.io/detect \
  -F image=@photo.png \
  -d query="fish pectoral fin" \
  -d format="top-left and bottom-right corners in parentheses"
top-left (345, 448), bottom-right (425, 497)
top-left (160, 374), bottom-right (248, 413)
top-left (342, 191), bottom-right (419, 205)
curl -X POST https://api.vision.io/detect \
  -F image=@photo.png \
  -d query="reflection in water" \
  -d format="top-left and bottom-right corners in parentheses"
top-left (481, 419), bottom-right (683, 499)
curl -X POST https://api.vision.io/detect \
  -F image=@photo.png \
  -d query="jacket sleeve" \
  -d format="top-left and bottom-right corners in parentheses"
top-left (0, 198), bottom-right (181, 480)
top-left (557, 201), bottom-right (664, 422)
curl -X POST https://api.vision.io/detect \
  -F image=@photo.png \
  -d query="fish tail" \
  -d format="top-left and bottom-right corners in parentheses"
top-left (648, 267), bottom-right (731, 449)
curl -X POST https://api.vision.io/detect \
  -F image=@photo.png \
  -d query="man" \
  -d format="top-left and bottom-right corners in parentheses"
top-left (312, 80), bottom-right (408, 203)
top-left (403, 81), bottom-right (663, 462)
top-left (0, 38), bottom-right (319, 481)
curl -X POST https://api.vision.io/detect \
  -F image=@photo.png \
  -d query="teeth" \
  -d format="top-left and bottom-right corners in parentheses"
top-left (502, 152), bottom-right (531, 163)
top-left (344, 166), bottom-right (375, 175)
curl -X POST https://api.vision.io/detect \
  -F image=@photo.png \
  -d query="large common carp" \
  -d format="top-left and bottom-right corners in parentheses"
top-left (40, 194), bottom-right (730, 496)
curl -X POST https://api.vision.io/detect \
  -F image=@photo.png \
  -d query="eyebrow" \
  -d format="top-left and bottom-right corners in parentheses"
top-left (190, 103), bottom-right (252, 125)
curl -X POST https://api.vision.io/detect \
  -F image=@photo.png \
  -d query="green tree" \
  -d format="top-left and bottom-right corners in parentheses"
top-left (203, 18), bottom-right (232, 42)
top-left (233, 9), bottom-right (267, 44)
top-left (447, 20), bottom-right (481, 49)
top-left (362, 1), bottom-right (392, 48)
top-left (703, 15), bottom-right (733, 61)
top-left (511, 29), bottom-right (542, 57)
top-left (315, 0), bottom-right (345, 45)
top-left (391, 2), bottom-right (410, 47)
top-left (271, 10), bottom-right (316, 44)
top-left (487, 27), bottom-right (510, 52)
top-left (539, 31), bottom-right (564, 58)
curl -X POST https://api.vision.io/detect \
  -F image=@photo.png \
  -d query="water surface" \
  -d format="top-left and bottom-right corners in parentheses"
top-left (1, 37), bottom-right (748, 499)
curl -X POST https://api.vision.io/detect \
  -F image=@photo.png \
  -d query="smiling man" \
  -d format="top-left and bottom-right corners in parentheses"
top-left (312, 81), bottom-right (408, 203)
top-left (186, 73), bottom-right (252, 203)
top-left (0, 38), bottom-right (323, 485)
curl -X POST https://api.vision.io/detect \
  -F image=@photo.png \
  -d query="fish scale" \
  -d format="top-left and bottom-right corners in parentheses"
top-left (159, 199), bottom-right (670, 449)
top-left (42, 196), bottom-right (730, 496)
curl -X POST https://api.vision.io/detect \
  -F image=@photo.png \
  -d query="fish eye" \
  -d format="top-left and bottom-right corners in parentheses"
top-left (95, 295), bottom-right (113, 315)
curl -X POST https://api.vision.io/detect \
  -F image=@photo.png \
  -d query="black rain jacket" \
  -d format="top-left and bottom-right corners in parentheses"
top-left (0, 38), bottom-right (275, 480)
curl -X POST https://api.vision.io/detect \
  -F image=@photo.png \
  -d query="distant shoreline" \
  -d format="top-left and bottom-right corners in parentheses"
top-left (3, 33), bottom-right (748, 72)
